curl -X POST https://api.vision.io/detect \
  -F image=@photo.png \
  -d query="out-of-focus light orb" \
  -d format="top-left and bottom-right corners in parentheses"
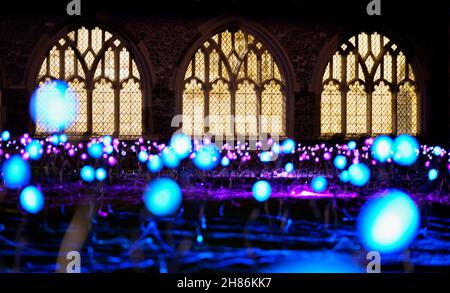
top-left (80, 165), bottom-right (95, 182)
top-left (357, 189), bottom-right (420, 254)
top-left (19, 186), bottom-right (44, 214)
top-left (193, 144), bottom-right (220, 171)
top-left (88, 142), bottom-right (103, 159)
top-left (104, 144), bottom-right (114, 155)
top-left (26, 140), bottom-right (43, 160)
top-left (252, 180), bottom-right (272, 202)
top-left (371, 136), bottom-right (394, 163)
top-left (1, 130), bottom-right (10, 141)
top-left (221, 156), bottom-right (230, 167)
top-left (161, 147), bottom-right (180, 168)
top-left (170, 133), bottom-right (191, 159)
top-left (59, 133), bottom-right (68, 143)
top-left (271, 143), bottom-right (280, 155)
top-left (138, 150), bottom-right (149, 163)
top-left (284, 162), bottom-right (294, 173)
top-left (333, 155), bottom-right (347, 170)
top-left (348, 163), bottom-right (370, 187)
top-left (1, 155), bottom-right (31, 190)
top-left (143, 178), bottom-right (182, 217)
top-left (107, 156), bottom-right (117, 166)
top-left (147, 155), bottom-right (163, 173)
top-left (95, 168), bottom-right (107, 181)
top-left (311, 176), bottom-right (327, 192)
top-left (260, 151), bottom-right (272, 163)
top-left (432, 146), bottom-right (442, 156)
top-left (50, 134), bottom-right (60, 146)
top-left (347, 141), bottom-right (357, 150)
top-left (29, 80), bottom-right (78, 132)
top-left (103, 135), bottom-right (112, 145)
top-left (340, 170), bottom-right (350, 183)
top-left (428, 169), bottom-right (438, 181)
top-left (281, 139), bottom-right (296, 154)
top-left (393, 134), bottom-right (419, 166)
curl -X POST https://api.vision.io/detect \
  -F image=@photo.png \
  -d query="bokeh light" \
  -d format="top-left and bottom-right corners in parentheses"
top-left (347, 141), bottom-right (357, 150)
top-left (95, 168), bottom-right (107, 181)
top-left (281, 139), bottom-right (296, 154)
top-left (88, 142), bottom-right (103, 159)
top-left (147, 155), bottom-right (163, 173)
top-left (393, 134), bottom-right (419, 166)
top-left (193, 144), bottom-right (220, 171)
top-left (26, 140), bottom-right (43, 160)
top-left (1, 155), bottom-right (31, 190)
top-left (170, 133), bottom-right (191, 159)
top-left (348, 163), bottom-right (370, 187)
top-left (80, 165), bottom-right (95, 182)
top-left (252, 180), bottom-right (272, 202)
top-left (428, 169), bottom-right (438, 181)
top-left (357, 189), bottom-right (420, 254)
top-left (333, 155), bottom-right (347, 170)
top-left (371, 136), bottom-right (394, 163)
top-left (161, 147), bottom-right (180, 169)
top-left (339, 170), bottom-right (350, 183)
top-left (1, 130), bottom-right (10, 141)
top-left (29, 80), bottom-right (78, 132)
top-left (221, 156), bottom-right (230, 167)
top-left (138, 151), bottom-right (149, 163)
top-left (143, 178), bottom-right (182, 217)
top-left (19, 186), bottom-right (45, 214)
top-left (284, 162), bottom-right (294, 173)
top-left (311, 176), bottom-right (327, 192)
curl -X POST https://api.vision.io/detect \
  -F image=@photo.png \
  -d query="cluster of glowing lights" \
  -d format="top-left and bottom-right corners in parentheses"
top-left (192, 144), bottom-right (220, 171)
top-left (357, 189), bottom-right (420, 254)
top-left (143, 178), bottom-right (182, 217)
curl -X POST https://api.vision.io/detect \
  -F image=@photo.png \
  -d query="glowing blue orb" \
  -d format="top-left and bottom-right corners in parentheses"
top-left (357, 189), bottom-right (420, 254)
top-left (311, 176), bottom-right (327, 192)
top-left (143, 178), bottom-right (182, 217)
top-left (1, 130), bottom-right (10, 141)
top-left (170, 133), bottom-right (191, 159)
top-left (347, 141), bottom-right (357, 150)
top-left (88, 142), bottom-right (103, 159)
top-left (1, 155), bottom-right (31, 190)
top-left (348, 163), bottom-right (371, 187)
top-left (50, 134), bottom-right (60, 146)
top-left (340, 170), bottom-right (350, 183)
top-left (271, 143), bottom-right (280, 155)
top-left (138, 151), bottom-right (149, 163)
top-left (260, 151), bottom-right (272, 163)
top-left (103, 135), bottom-right (112, 145)
top-left (281, 139), bottom-right (296, 154)
top-left (161, 147), bottom-right (180, 168)
top-left (59, 134), bottom-right (68, 143)
top-left (193, 144), bottom-right (220, 171)
top-left (104, 144), bottom-right (114, 155)
top-left (19, 186), bottom-right (44, 214)
top-left (333, 155), bottom-right (347, 170)
top-left (80, 165), bottom-right (95, 182)
top-left (428, 169), bottom-right (438, 181)
top-left (147, 155), bottom-right (163, 173)
top-left (26, 140), bottom-right (43, 160)
top-left (29, 80), bottom-right (78, 132)
top-left (433, 146), bottom-right (442, 156)
top-left (252, 180), bottom-right (272, 202)
top-left (371, 136), bottom-right (394, 163)
top-left (393, 134), bottom-right (419, 166)
top-left (284, 162), bottom-right (294, 173)
top-left (221, 156), bottom-right (230, 167)
top-left (95, 168), bottom-right (107, 181)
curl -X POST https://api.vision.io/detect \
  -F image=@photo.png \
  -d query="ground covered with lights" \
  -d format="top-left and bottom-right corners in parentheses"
top-left (0, 130), bottom-right (449, 272)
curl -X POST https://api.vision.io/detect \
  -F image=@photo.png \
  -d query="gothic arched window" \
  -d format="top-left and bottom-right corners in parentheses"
top-left (36, 26), bottom-right (143, 137)
top-left (320, 32), bottom-right (420, 137)
top-left (182, 28), bottom-right (286, 138)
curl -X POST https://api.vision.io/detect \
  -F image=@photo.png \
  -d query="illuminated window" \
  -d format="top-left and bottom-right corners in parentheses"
top-left (36, 26), bottom-right (143, 137)
top-left (182, 28), bottom-right (286, 137)
top-left (320, 32), bottom-right (420, 137)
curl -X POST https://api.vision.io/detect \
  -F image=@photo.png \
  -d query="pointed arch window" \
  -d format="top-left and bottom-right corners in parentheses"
top-left (320, 32), bottom-right (420, 137)
top-left (182, 28), bottom-right (286, 138)
top-left (36, 26), bottom-right (143, 137)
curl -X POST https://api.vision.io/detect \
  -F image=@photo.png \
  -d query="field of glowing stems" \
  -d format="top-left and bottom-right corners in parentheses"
top-left (0, 129), bottom-right (448, 273)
